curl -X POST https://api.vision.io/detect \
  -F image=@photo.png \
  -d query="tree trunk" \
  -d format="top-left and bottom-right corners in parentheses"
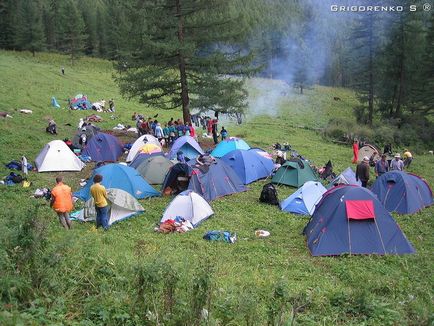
top-left (176, 0), bottom-right (191, 125)
top-left (367, 13), bottom-right (374, 126)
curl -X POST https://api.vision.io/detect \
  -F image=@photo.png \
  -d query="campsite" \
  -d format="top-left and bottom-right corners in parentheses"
top-left (0, 1), bottom-right (433, 325)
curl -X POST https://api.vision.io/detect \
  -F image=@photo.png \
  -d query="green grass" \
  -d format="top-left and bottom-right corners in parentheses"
top-left (0, 51), bottom-right (433, 325)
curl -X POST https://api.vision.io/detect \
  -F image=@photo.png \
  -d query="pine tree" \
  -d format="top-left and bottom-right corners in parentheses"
top-left (15, 0), bottom-right (45, 56)
top-left (42, 0), bottom-right (63, 51)
top-left (0, 0), bottom-right (19, 50)
top-left (59, 0), bottom-right (85, 64)
top-left (116, 0), bottom-right (254, 124)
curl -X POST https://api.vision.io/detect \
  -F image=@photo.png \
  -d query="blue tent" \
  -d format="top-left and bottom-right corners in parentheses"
top-left (220, 149), bottom-right (273, 184)
top-left (211, 138), bottom-right (250, 158)
top-left (51, 97), bottom-right (60, 108)
top-left (304, 185), bottom-right (415, 256)
top-left (371, 171), bottom-right (433, 214)
top-left (281, 181), bottom-right (326, 215)
top-left (162, 160), bottom-right (247, 201)
top-left (82, 133), bottom-right (124, 162)
top-left (168, 136), bottom-right (204, 160)
top-left (327, 167), bottom-right (361, 188)
top-left (74, 163), bottom-right (160, 200)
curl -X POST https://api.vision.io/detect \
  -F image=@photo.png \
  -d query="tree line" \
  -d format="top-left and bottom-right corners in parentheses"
top-left (0, 0), bottom-right (432, 131)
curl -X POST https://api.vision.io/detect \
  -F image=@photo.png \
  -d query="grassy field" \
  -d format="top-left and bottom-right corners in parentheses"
top-left (0, 51), bottom-right (433, 325)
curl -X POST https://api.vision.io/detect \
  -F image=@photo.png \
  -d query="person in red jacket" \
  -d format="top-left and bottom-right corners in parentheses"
top-left (352, 139), bottom-right (359, 164)
top-left (50, 176), bottom-right (73, 229)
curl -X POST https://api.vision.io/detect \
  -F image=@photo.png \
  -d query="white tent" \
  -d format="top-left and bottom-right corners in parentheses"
top-left (75, 188), bottom-right (144, 226)
top-left (35, 140), bottom-right (85, 172)
top-left (280, 181), bottom-right (327, 215)
top-left (161, 190), bottom-right (214, 227)
top-left (126, 134), bottom-right (162, 162)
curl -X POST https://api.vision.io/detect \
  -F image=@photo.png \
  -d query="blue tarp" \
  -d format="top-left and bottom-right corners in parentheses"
top-left (303, 185), bottom-right (415, 256)
top-left (371, 171), bottom-right (433, 214)
top-left (220, 149), bottom-right (273, 184)
top-left (74, 163), bottom-right (160, 200)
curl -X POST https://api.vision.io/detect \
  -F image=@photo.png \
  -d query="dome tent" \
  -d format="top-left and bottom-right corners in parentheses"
top-left (304, 185), bottom-right (415, 256)
top-left (126, 134), bottom-right (162, 162)
top-left (272, 159), bottom-right (318, 187)
top-left (35, 140), bottom-right (85, 172)
top-left (129, 154), bottom-right (173, 185)
top-left (161, 190), bottom-right (214, 227)
top-left (371, 171), bottom-right (433, 214)
top-left (71, 125), bottom-right (99, 149)
top-left (220, 149), bottom-right (273, 184)
top-left (327, 167), bottom-right (361, 188)
top-left (168, 136), bottom-right (204, 160)
top-left (74, 163), bottom-right (160, 200)
top-left (280, 181), bottom-right (327, 215)
top-left (211, 137), bottom-right (250, 158)
top-left (358, 144), bottom-right (380, 163)
top-left (81, 132), bottom-right (123, 162)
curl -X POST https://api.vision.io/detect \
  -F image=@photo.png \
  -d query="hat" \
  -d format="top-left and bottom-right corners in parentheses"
top-left (363, 156), bottom-right (369, 161)
top-left (394, 153), bottom-right (401, 158)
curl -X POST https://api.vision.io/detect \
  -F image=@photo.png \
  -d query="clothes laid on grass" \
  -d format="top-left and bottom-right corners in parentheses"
top-left (5, 160), bottom-right (33, 171)
top-left (203, 231), bottom-right (237, 243)
top-left (156, 217), bottom-right (194, 233)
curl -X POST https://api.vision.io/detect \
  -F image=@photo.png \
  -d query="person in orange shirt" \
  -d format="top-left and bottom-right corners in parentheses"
top-left (50, 176), bottom-right (73, 229)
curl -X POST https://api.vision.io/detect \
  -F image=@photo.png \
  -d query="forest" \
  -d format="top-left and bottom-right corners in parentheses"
top-left (0, 0), bottom-right (433, 144)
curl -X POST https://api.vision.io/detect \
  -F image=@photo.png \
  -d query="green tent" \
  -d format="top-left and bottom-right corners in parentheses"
top-left (272, 160), bottom-right (318, 187)
top-left (130, 155), bottom-right (173, 185)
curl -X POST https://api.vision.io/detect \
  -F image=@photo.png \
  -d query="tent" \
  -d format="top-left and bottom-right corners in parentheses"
top-left (272, 159), bottom-right (318, 187)
top-left (75, 188), bottom-right (144, 227)
top-left (126, 134), bottom-right (162, 162)
top-left (71, 125), bottom-right (99, 149)
top-left (220, 149), bottom-right (273, 184)
top-left (70, 94), bottom-right (92, 110)
top-left (304, 185), bottom-right (415, 256)
top-left (371, 171), bottom-right (433, 214)
top-left (81, 133), bottom-right (124, 162)
top-left (358, 144), bottom-right (380, 162)
top-left (129, 154), bottom-right (173, 185)
top-left (327, 167), bottom-right (361, 188)
top-left (168, 136), bottom-right (204, 160)
top-left (211, 138), bottom-right (251, 158)
top-left (162, 159), bottom-right (247, 201)
top-left (138, 143), bottom-right (163, 155)
top-left (74, 163), bottom-right (160, 200)
top-left (280, 181), bottom-right (327, 215)
top-left (161, 190), bottom-right (214, 227)
top-left (35, 140), bottom-right (85, 172)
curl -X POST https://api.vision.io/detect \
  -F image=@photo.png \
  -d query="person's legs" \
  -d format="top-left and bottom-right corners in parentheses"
top-left (64, 212), bottom-right (72, 229)
top-left (95, 206), bottom-right (102, 228)
top-left (100, 206), bottom-right (110, 230)
top-left (57, 212), bottom-right (70, 229)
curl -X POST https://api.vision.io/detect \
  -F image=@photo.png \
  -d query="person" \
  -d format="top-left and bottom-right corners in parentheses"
top-left (220, 127), bottom-right (228, 140)
top-left (21, 155), bottom-right (28, 176)
top-left (189, 123), bottom-right (196, 140)
top-left (61, 67), bottom-right (65, 75)
top-left (176, 151), bottom-right (189, 163)
top-left (78, 118), bottom-right (84, 129)
top-left (154, 122), bottom-right (164, 141)
top-left (46, 119), bottom-right (57, 134)
top-left (163, 123), bottom-right (169, 146)
top-left (90, 174), bottom-right (109, 230)
top-left (390, 153), bottom-right (404, 171)
top-left (383, 143), bottom-right (392, 155)
top-left (275, 150), bottom-right (286, 166)
top-left (168, 123), bottom-right (176, 143)
top-left (50, 176), bottom-right (73, 229)
top-left (403, 149), bottom-right (413, 168)
top-left (375, 154), bottom-right (389, 178)
top-left (212, 119), bottom-right (218, 145)
top-left (108, 99), bottom-right (115, 112)
top-left (79, 133), bottom-right (87, 146)
top-left (356, 156), bottom-right (370, 187)
top-left (352, 139), bottom-right (359, 164)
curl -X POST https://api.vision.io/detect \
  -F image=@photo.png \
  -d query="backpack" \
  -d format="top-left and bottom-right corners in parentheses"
top-left (259, 183), bottom-right (279, 205)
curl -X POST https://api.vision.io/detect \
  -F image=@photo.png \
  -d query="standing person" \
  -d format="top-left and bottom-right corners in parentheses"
top-left (90, 174), bottom-right (109, 230)
top-left (352, 139), bottom-right (359, 164)
top-left (189, 123), bottom-right (196, 140)
top-left (154, 122), bottom-right (164, 141)
top-left (403, 149), bottom-right (413, 168)
top-left (163, 123), bottom-right (169, 146)
top-left (50, 176), bottom-right (73, 229)
top-left (390, 153), bottom-right (404, 171)
top-left (21, 156), bottom-right (28, 176)
top-left (355, 156), bottom-right (370, 188)
top-left (168, 122), bottom-right (176, 143)
top-left (375, 154), bottom-right (389, 178)
top-left (220, 126), bottom-right (228, 141)
top-left (61, 67), bottom-right (65, 75)
top-left (108, 99), bottom-right (115, 112)
top-left (212, 119), bottom-right (219, 145)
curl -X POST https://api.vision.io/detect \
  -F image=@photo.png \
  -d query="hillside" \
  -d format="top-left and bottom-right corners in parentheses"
top-left (0, 51), bottom-right (433, 325)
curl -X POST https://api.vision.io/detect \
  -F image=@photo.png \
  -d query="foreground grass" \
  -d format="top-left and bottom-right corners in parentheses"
top-left (0, 51), bottom-right (433, 325)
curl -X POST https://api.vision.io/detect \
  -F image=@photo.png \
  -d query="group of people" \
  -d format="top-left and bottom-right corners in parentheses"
top-left (132, 113), bottom-right (229, 146)
top-left (50, 174), bottom-right (109, 230)
top-left (356, 150), bottom-right (413, 188)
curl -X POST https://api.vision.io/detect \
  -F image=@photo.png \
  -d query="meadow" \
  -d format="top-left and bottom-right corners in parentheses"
top-left (0, 51), bottom-right (432, 325)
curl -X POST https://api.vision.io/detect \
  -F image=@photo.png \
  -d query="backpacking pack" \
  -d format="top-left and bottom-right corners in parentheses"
top-left (259, 183), bottom-right (279, 205)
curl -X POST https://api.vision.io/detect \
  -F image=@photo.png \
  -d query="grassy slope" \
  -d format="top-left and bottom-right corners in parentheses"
top-left (0, 51), bottom-right (433, 325)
